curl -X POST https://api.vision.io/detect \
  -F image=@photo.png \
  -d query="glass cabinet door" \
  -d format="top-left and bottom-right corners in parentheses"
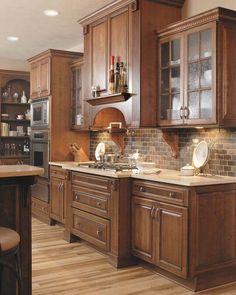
top-left (159, 38), bottom-right (182, 124)
top-left (186, 28), bottom-right (215, 123)
top-left (71, 66), bottom-right (83, 127)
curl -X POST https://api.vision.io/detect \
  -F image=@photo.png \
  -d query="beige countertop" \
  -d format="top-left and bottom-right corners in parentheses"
top-left (49, 162), bottom-right (236, 186)
top-left (0, 165), bottom-right (44, 178)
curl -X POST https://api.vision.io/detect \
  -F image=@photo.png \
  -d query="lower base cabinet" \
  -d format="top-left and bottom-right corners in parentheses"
top-left (131, 179), bottom-right (236, 291)
top-left (50, 166), bottom-right (69, 224)
top-left (132, 182), bottom-right (188, 278)
top-left (65, 171), bottom-right (133, 267)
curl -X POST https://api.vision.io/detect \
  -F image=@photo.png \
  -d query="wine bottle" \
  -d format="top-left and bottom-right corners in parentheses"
top-left (114, 57), bottom-right (120, 93)
top-left (122, 62), bottom-right (128, 93)
top-left (109, 55), bottom-right (115, 94)
top-left (23, 139), bottom-right (30, 155)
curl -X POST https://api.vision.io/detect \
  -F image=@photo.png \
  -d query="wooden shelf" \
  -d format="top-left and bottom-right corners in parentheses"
top-left (86, 92), bottom-right (132, 106)
top-left (0, 136), bottom-right (29, 139)
top-left (1, 119), bottom-right (30, 123)
top-left (1, 102), bottom-right (30, 106)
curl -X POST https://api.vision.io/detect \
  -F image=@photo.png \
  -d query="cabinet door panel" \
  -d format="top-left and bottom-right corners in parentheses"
top-left (91, 19), bottom-right (108, 91)
top-left (156, 203), bottom-right (188, 278)
top-left (132, 196), bottom-right (155, 263)
top-left (185, 25), bottom-right (216, 125)
top-left (50, 178), bottom-right (61, 222)
top-left (221, 23), bottom-right (236, 125)
top-left (30, 62), bottom-right (40, 98)
top-left (110, 9), bottom-right (129, 66)
top-left (40, 57), bottom-right (50, 96)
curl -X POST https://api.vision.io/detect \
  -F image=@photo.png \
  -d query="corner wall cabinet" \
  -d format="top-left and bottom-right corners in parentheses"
top-left (80, 0), bottom-right (183, 128)
top-left (0, 69), bottom-right (30, 165)
top-left (158, 7), bottom-right (236, 127)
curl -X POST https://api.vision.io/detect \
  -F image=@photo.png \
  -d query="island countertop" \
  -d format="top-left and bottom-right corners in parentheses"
top-left (0, 165), bottom-right (44, 178)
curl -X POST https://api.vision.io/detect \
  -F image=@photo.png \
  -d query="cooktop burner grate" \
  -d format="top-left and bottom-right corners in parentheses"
top-left (79, 162), bottom-right (137, 172)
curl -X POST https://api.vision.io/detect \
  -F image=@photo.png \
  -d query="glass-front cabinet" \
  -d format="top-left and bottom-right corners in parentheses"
top-left (186, 27), bottom-right (215, 124)
top-left (70, 58), bottom-right (84, 129)
top-left (159, 36), bottom-right (183, 125)
top-left (158, 12), bottom-right (221, 127)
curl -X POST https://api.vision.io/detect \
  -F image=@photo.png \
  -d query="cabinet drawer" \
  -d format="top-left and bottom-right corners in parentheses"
top-left (72, 208), bottom-right (110, 251)
top-left (72, 185), bottom-right (110, 219)
top-left (50, 166), bottom-right (67, 180)
top-left (72, 172), bottom-right (111, 192)
top-left (132, 180), bottom-right (188, 206)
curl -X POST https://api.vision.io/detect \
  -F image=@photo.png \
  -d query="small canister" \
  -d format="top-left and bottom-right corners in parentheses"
top-left (76, 114), bottom-right (84, 126)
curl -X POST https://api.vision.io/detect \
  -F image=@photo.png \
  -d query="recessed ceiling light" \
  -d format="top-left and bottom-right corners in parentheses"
top-left (44, 9), bottom-right (59, 17)
top-left (7, 36), bottom-right (19, 42)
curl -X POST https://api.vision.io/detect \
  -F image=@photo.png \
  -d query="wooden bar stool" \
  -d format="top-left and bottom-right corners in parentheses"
top-left (0, 227), bottom-right (22, 295)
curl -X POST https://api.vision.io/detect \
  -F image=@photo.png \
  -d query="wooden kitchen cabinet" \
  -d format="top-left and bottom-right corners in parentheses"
top-left (50, 166), bottom-right (68, 224)
top-left (132, 181), bottom-right (188, 278)
top-left (65, 171), bottom-right (133, 267)
top-left (28, 50), bottom-right (90, 224)
top-left (158, 7), bottom-right (236, 127)
top-left (132, 179), bottom-right (236, 291)
top-left (30, 56), bottom-right (50, 99)
top-left (0, 69), bottom-right (31, 165)
top-left (80, 0), bottom-right (183, 128)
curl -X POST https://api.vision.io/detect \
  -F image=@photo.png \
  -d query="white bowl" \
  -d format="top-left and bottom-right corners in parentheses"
top-left (180, 164), bottom-right (195, 176)
top-left (136, 162), bottom-right (156, 171)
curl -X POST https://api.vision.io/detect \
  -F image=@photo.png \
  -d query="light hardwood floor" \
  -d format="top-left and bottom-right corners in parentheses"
top-left (32, 218), bottom-right (236, 295)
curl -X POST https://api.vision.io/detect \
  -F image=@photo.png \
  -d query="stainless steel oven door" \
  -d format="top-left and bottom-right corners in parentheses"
top-left (30, 141), bottom-right (49, 178)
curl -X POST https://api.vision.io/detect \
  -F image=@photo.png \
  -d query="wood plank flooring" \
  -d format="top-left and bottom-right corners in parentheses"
top-left (32, 218), bottom-right (236, 295)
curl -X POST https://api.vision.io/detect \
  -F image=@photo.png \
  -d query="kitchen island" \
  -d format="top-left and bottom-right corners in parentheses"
top-left (0, 165), bottom-right (44, 295)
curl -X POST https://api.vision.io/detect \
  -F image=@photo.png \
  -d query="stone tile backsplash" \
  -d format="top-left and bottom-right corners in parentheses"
top-left (90, 128), bottom-right (236, 177)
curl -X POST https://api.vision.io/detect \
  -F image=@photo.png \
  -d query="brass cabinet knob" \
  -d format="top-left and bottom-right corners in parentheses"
top-left (169, 192), bottom-right (176, 198)
top-left (139, 186), bottom-right (145, 192)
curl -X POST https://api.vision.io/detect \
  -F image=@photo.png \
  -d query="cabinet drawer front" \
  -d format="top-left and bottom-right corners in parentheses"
top-left (72, 172), bottom-right (111, 192)
top-left (50, 166), bottom-right (67, 180)
top-left (132, 180), bottom-right (188, 206)
top-left (72, 186), bottom-right (110, 219)
top-left (72, 208), bottom-right (110, 251)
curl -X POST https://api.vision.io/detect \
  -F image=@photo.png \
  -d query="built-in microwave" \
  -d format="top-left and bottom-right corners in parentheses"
top-left (30, 97), bottom-right (49, 128)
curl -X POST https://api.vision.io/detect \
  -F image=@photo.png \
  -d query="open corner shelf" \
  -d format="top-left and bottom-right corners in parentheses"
top-left (86, 92), bottom-right (132, 106)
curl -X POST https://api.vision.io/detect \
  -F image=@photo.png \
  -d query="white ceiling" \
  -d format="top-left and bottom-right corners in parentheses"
top-left (0, 0), bottom-right (115, 61)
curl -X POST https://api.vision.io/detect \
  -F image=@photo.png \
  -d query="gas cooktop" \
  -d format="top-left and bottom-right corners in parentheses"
top-left (78, 162), bottom-right (137, 172)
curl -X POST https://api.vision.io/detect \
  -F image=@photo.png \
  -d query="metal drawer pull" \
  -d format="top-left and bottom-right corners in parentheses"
top-left (139, 186), bottom-right (145, 192)
top-left (97, 202), bottom-right (102, 207)
top-left (154, 207), bottom-right (159, 219)
top-left (75, 194), bottom-right (80, 200)
top-left (96, 229), bottom-right (102, 236)
top-left (169, 192), bottom-right (176, 198)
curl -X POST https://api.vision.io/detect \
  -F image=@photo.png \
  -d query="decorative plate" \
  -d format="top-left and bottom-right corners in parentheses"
top-left (95, 142), bottom-right (105, 161)
top-left (192, 141), bottom-right (209, 169)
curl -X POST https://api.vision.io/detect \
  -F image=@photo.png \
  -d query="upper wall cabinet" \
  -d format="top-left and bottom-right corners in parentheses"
top-left (79, 0), bottom-right (184, 128)
top-left (29, 56), bottom-right (51, 99)
top-left (157, 7), bottom-right (236, 128)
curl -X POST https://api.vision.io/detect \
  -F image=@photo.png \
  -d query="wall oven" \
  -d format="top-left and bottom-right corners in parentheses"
top-left (30, 130), bottom-right (49, 178)
top-left (30, 97), bottom-right (49, 128)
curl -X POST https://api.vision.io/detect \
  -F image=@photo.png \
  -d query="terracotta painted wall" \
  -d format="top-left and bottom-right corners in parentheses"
top-left (182, 0), bottom-right (236, 18)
